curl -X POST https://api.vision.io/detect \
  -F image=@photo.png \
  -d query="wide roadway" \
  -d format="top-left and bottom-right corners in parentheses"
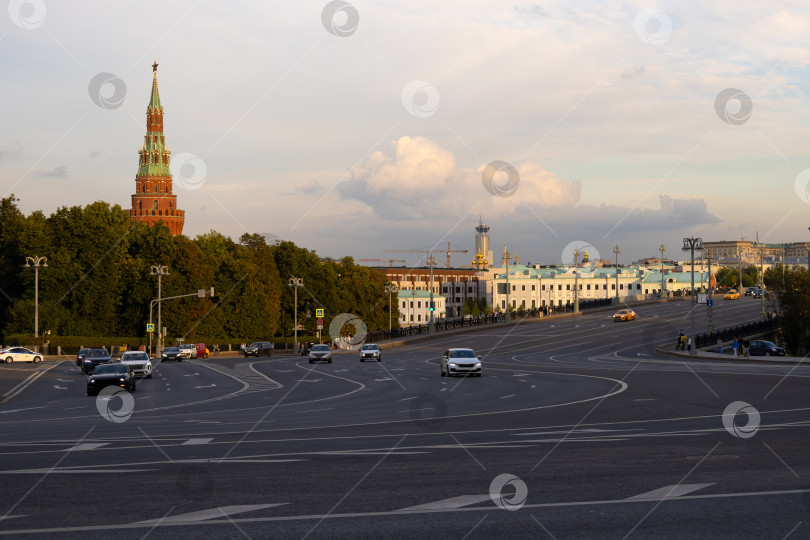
top-left (0, 298), bottom-right (808, 539)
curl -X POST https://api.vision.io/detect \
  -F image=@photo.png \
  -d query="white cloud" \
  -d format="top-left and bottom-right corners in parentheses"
top-left (339, 136), bottom-right (581, 219)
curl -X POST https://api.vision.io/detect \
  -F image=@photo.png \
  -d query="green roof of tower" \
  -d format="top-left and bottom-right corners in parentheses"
top-left (148, 63), bottom-right (162, 112)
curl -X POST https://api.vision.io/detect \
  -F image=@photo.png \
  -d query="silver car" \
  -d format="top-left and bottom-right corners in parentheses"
top-left (308, 344), bottom-right (332, 364)
top-left (440, 348), bottom-right (482, 377)
top-left (120, 351), bottom-right (153, 378)
top-left (359, 344), bottom-right (381, 362)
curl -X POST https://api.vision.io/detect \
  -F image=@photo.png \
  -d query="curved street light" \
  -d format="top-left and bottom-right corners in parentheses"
top-left (682, 237), bottom-right (703, 303)
top-left (25, 256), bottom-right (48, 338)
top-left (289, 277), bottom-right (304, 350)
top-left (150, 265), bottom-right (169, 356)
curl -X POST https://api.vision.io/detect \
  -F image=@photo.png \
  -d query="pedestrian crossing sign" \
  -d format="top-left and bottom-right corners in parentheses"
top-left (146, 323), bottom-right (155, 333)
top-left (315, 308), bottom-right (324, 318)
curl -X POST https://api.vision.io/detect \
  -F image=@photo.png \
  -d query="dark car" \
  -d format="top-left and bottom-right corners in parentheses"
top-left (75, 347), bottom-right (91, 366)
top-left (243, 341), bottom-right (273, 357)
top-left (86, 363), bottom-right (136, 396)
top-left (161, 347), bottom-right (183, 362)
top-left (747, 340), bottom-right (786, 357)
top-left (82, 348), bottom-right (113, 374)
top-left (744, 287), bottom-right (757, 297)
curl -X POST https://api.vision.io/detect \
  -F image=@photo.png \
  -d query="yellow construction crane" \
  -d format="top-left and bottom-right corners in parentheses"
top-left (384, 243), bottom-right (469, 268)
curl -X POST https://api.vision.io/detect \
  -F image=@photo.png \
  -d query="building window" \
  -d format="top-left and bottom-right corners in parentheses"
top-left (153, 200), bottom-right (158, 210)
top-left (442, 287), bottom-right (448, 293)
top-left (595, 284), bottom-right (599, 290)
top-left (566, 284), bottom-right (570, 290)
top-left (410, 315), bottom-right (413, 322)
top-left (455, 287), bottom-right (460, 293)
top-left (532, 285), bottom-right (535, 291)
top-left (611, 284), bottom-right (616, 290)
top-left (521, 285), bottom-right (525, 291)
top-left (402, 301), bottom-right (406, 308)
top-left (418, 301), bottom-right (421, 308)
top-left (558, 284), bottom-right (562, 290)
top-left (620, 284), bottom-right (624, 290)
top-left (512, 285), bottom-right (516, 291)
top-left (418, 314), bottom-right (421, 322)
top-left (153, 187), bottom-right (158, 193)
top-left (587, 284), bottom-right (591, 290)
top-left (636, 284), bottom-right (641, 290)
top-left (468, 287), bottom-right (473, 293)
top-left (542, 284), bottom-right (546, 291)
top-left (532, 300), bottom-right (536, 308)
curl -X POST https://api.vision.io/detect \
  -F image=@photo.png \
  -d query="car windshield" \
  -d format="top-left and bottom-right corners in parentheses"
top-left (311, 345), bottom-right (330, 351)
top-left (449, 349), bottom-right (477, 358)
top-left (361, 345), bottom-right (378, 350)
top-left (122, 352), bottom-right (148, 361)
top-left (759, 341), bottom-right (777, 347)
top-left (78, 348), bottom-right (90, 354)
top-left (249, 342), bottom-right (262, 347)
top-left (93, 364), bottom-right (127, 375)
top-left (179, 344), bottom-right (193, 349)
top-left (86, 349), bottom-right (109, 357)
top-left (164, 347), bottom-right (179, 353)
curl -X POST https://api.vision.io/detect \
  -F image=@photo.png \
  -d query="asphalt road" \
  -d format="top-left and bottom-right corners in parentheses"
top-left (0, 298), bottom-right (808, 539)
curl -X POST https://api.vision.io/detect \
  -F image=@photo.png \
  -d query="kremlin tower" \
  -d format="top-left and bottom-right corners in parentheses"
top-left (128, 62), bottom-right (185, 235)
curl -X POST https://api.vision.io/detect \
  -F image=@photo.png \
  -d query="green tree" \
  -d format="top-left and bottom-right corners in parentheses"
top-left (771, 268), bottom-right (810, 355)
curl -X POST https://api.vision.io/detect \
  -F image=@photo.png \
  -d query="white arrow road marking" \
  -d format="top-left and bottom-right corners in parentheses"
top-left (181, 438), bottom-right (213, 445)
top-left (137, 504), bottom-right (286, 524)
top-left (194, 384), bottom-right (216, 389)
top-left (296, 379), bottom-right (321, 383)
top-left (54, 385), bottom-right (68, 390)
top-left (56, 379), bottom-right (74, 383)
top-left (512, 373), bottom-right (531, 377)
top-left (627, 483), bottom-right (715, 500)
top-left (65, 443), bottom-right (110, 451)
top-left (184, 373), bottom-right (200, 377)
top-left (399, 494), bottom-right (492, 511)
top-left (374, 378), bottom-right (394, 382)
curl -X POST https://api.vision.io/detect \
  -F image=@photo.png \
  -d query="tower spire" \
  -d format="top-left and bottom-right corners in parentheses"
top-left (128, 62), bottom-right (185, 235)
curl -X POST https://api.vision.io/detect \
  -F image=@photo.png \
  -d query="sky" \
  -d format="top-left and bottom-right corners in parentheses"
top-left (2, 0), bottom-right (810, 267)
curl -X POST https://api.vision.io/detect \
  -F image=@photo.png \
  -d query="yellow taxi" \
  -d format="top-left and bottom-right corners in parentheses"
top-left (613, 309), bottom-right (636, 322)
top-left (724, 289), bottom-right (739, 300)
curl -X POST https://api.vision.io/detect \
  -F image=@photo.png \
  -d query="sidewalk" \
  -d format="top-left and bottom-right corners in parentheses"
top-left (656, 346), bottom-right (807, 365)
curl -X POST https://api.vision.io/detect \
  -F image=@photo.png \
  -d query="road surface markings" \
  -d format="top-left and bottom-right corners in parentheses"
top-left (399, 494), bottom-right (492, 511)
top-left (628, 483), bottom-right (715, 500)
top-left (194, 384), bottom-right (217, 389)
top-left (0, 468), bottom-right (153, 474)
top-left (375, 378), bottom-right (394, 382)
top-left (181, 438), bottom-right (213, 445)
top-left (54, 385), bottom-right (67, 390)
top-left (137, 504), bottom-right (287, 524)
top-left (0, 406), bottom-right (46, 415)
top-left (56, 379), bottom-right (74, 383)
top-left (183, 373), bottom-right (200, 377)
top-left (398, 396), bottom-right (418, 401)
top-left (0, 515), bottom-right (26, 521)
top-left (65, 443), bottom-right (110, 451)
top-left (0, 362), bottom-right (61, 403)
top-left (295, 407), bottom-right (333, 414)
top-left (500, 394), bottom-right (515, 399)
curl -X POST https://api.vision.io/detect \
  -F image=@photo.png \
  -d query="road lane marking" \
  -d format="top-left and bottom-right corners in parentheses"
top-left (65, 443), bottom-right (110, 451)
top-left (628, 483), bottom-right (715, 500)
top-left (500, 394), bottom-right (515, 399)
top-left (295, 408), bottom-right (334, 414)
top-left (137, 504), bottom-right (287, 524)
top-left (399, 494), bottom-right (491, 511)
top-left (194, 384), bottom-right (217, 389)
top-left (0, 469), bottom-right (154, 474)
top-left (181, 438), bottom-right (213, 445)
top-left (0, 362), bottom-right (61, 403)
top-left (398, 396), bottom-right (417, 401)
top-left (0, 406), bottom-right (46, 415)
top-left (53, 385), bottom-right (67, 390)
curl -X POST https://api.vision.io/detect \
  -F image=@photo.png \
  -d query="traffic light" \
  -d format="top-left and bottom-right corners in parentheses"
top-left (429, 301), bottom-right (435, 312)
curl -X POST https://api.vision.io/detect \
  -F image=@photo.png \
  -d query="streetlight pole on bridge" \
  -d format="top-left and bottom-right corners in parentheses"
top-left (25, 256), bottom-right (48, 338)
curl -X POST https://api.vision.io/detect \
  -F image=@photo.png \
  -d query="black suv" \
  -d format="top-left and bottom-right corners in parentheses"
top-left (243, 342), bottom-right (273, 357)
top-left (81, 348), bottom-right (113, 374)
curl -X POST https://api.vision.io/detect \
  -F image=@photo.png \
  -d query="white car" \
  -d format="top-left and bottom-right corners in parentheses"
top-left (359, 343), bottom-right (381, 362)
top-left (0, 346), bottom-right (43, 364)
top-left (440, 348), bottom-right (482, 377)
top-left (178, 344), bottom-right (197, 359)
top-left (308, 344), bottom-right (332, 364)
top-left (119, 351), bottom-right (153, 378)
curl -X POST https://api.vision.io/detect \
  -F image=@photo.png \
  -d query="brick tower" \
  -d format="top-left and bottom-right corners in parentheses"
top-left (129, 62), bottom-right (185, 235)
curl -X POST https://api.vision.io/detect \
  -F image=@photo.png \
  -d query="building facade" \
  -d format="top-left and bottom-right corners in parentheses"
top-left (128, 62), bottom-right (185, 235)
top-left (398, 290), bottom-right (446, 326)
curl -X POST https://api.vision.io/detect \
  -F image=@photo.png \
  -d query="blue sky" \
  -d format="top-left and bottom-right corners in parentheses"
top-left (2, 1), bottom-right (810, 266)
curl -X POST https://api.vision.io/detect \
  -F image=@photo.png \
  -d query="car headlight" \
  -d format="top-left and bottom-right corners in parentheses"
top-left (475, 363), bottom-right (481, 367)
top-left (449, 362), bottom-right (457, 367)
top-left (119, 378), bottom-right (125, 382)
top-left (89, 379), bottom-right (95, 384)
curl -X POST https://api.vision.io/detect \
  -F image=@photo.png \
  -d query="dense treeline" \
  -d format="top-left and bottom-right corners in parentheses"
top-left (0, 196), bottom-right (397, 345)
top-left (764, 265), bottom-right (810, 355)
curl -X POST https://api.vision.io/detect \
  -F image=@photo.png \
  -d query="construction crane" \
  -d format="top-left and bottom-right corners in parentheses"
top-left (355, 258), bottom-right (406, 267)
top-left (384, 242), bottom-right (469, 268)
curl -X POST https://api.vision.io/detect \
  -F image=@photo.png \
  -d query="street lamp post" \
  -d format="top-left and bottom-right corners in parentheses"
top-left (24, 256), bottom-right (48, 338)
top-left (659, 243), bottom-right (666, 298)
top-left (706, 250), bottom-right (714, 332)
top-left (150, 265), bottom-right (169, 356)
top-left (613, 245), bottom-right (620, 303)
top-left (682, 237), bottom-right (703, 303)
top-left (427, 254), bottom-right (436, 334)
top-left (288, 277), bottom-right (303, 351)
top-left (384, 284), bottom-right (397, 331)
top-left (573, 247), bottom-right (581, 313)
top-left (504, 250), bottom-right (513, 322)
top-left (754, 233), bottom-right (766, 322)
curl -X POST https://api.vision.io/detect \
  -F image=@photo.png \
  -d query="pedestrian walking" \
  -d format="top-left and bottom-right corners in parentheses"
top-left (743, 338), bottom-right (750, 358)
top-left (732, 338), bottom-right (740, 358)
top-left (716, 337), bottom-right (723, 355)
top-left (687, 337), bottom-right (692, 353)
top-left (676, 329), bottom-right (684, 350)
